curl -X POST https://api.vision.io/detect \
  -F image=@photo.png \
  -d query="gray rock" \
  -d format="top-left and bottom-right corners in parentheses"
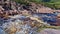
top-left (40, 29), bottom-right (60, 34)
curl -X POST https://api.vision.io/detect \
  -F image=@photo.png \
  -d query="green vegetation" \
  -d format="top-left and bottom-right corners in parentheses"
top-left (13, 0), bottom-right (60, 9)
top-left (43, 0), bottom-right (60, 9)
top-left (12, 0), bottom-right (29, 5)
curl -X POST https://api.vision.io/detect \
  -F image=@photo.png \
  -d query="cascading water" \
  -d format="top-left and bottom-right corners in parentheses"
top-left (0, 15), bottom-right (39, 34)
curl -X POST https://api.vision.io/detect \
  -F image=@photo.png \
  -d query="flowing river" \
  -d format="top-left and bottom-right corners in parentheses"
top-left (0, 14), bottom-right (40, 34)
top-left (0, 13), bottom-right (57, 34)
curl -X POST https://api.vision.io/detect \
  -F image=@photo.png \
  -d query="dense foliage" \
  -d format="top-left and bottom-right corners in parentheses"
top-left (13, 0), bottom-right (60, 9)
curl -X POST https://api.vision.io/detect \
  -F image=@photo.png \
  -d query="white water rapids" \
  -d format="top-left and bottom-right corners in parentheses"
top-left (0, 15), bottom-right (40, 34)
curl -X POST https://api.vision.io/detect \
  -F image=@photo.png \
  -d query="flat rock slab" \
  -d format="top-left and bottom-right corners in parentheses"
top-left (39, 29), bottom-right (60, 34)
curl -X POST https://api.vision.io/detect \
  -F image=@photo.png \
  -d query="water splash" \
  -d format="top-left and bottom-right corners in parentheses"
top-left (0, 15), bottom-right (39, 34)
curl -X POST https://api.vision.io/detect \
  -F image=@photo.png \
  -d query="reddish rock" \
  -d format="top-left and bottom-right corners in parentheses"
top-left (55, 18), bottom-right (60, 26)
top-left (36, 7), bottom-right (54, 13)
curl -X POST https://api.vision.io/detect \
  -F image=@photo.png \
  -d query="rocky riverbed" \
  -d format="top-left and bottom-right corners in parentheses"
top-left (0, 15), bottom-right (48, 34)
top-left (0, 0), bottom-right (60, 34)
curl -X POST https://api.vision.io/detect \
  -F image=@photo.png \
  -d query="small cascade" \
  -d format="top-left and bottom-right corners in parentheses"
top-left (0, 15), bottom-right (40, 34)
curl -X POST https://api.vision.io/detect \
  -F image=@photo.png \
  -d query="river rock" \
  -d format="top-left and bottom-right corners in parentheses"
top-left (40, 29), bottom-right (60, 34)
